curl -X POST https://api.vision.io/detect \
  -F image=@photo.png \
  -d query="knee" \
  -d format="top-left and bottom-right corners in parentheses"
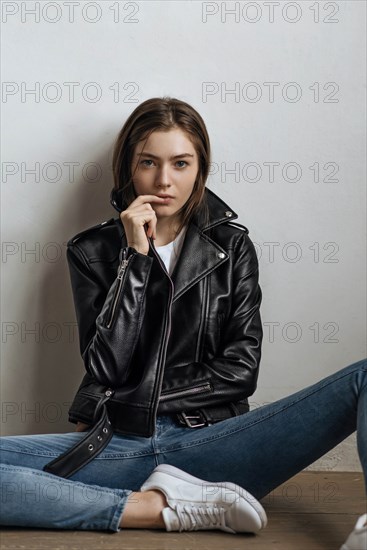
top-left (348, 358), bottom-right (367, 371)
top-left (345, 358), bottom-right (367, 391)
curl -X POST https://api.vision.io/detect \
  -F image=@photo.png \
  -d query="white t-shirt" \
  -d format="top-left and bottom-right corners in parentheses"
top-left (155, 225), bottom-right (188, 276)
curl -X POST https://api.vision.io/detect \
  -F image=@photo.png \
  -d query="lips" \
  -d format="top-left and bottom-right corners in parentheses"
top-left (157, 194), bottom-right (174, 199)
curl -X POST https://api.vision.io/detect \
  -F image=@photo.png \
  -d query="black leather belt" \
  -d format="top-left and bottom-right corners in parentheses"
top-left (177, 411), bottom-right (209, 428)
top-left (43, 389), bottom-right (114, 479)
top-left (176, 401), bottom-right (249, 428)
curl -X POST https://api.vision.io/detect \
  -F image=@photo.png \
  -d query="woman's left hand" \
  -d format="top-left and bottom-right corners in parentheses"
top-left (75, 421), bottom-right (90, 432)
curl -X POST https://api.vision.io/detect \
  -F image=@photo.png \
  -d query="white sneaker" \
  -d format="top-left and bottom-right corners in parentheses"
top-left (340, 514), bottom-right (367, 550)
top-left (140, 463), bottom-right (267, 534)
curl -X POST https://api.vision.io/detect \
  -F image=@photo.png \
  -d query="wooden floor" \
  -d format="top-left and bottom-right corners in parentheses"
top-left (0, 472), bottom-right (365, 550)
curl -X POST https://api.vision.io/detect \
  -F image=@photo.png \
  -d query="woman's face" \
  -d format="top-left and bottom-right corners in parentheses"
top-left (131, 127), bottom-right (199, 223)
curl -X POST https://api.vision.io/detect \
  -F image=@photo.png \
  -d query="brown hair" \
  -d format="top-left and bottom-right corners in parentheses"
top-left (111, 96), bottom-right (211, 237)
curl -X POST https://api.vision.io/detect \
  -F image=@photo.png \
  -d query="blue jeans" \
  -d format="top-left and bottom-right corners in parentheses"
top-left (1, 358), bottom-right (366, 532)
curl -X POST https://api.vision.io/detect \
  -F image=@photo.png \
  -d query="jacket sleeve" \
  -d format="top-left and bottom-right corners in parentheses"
top-left (162, 231), bottom-right (263, 407)
top-left (66, 243), bottom-right (153, 388)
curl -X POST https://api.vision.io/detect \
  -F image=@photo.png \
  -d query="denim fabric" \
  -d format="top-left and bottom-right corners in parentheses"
top-left (1, 358), bottom-right (366, 531)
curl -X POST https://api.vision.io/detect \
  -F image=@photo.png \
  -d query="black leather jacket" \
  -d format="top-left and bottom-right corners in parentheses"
top-left (67, 187), bottom-right (263, 436)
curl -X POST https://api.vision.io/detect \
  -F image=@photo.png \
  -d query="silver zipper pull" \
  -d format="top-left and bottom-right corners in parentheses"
top-left (117, 248), bottom-right (130, 279)
top-left (119, 247), bottom-right (128, 263)
top-left (117, 259), bottom-right (129, 280)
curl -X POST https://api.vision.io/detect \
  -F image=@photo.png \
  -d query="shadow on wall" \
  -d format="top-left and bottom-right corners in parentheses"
top-left (6, 140), bottom-right (118, 436)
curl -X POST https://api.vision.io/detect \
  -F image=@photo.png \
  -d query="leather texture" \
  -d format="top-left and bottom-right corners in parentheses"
top-left (43, 392), bottom-right (114, 478)
top-left (67, 187), bottom-right (263, 437)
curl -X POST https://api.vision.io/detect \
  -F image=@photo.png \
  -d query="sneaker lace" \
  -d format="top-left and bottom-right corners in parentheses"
top-left (174, 502), bottom-right (229, 532)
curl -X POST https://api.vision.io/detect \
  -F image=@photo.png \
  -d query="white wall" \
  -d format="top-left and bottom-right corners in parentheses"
top-left (1, 1), bottom-right (366, 472)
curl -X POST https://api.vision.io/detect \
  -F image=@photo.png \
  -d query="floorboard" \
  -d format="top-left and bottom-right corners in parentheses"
top-left (0, 472), bottom-right (365, 550)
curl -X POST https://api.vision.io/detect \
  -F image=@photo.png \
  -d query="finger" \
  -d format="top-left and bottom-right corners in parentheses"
top-left (135, 194), bottom-right (170, 204)
top-left (143, 223), bottom-right (150, 238)
top-left (144, 215), bottom-right (155, 239)
top-left (141, 212), bottom-right (153, 240)
top-left (152, 218), bottom-right (157, 240)
top-left (149, 216), bottom-right (157, 240)
top-left (126, 196), bottom-right (167, 216)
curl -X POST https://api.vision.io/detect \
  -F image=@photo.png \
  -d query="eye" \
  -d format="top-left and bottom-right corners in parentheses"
top-left (176, 160), bottom-right (188, 168)
top-left (140, 159), bottom-right (154, 167)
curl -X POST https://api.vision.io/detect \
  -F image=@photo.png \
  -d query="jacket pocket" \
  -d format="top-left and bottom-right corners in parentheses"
top-left (159, 382), bottom-right (212, 403)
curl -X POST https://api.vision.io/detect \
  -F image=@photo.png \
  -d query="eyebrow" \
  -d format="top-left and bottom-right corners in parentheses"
top-left (136, 152), bottom-right (194, 160)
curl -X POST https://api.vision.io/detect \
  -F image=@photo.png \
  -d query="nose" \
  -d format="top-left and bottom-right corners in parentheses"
top-left (155, 163), bottom-right (172, 188)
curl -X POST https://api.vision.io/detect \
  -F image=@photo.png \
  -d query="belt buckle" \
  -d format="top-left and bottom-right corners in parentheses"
top-left (179, 411), bottom-right (207, 428)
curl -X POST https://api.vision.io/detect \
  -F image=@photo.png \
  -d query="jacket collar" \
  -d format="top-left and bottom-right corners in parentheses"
top-left (110, 187), bottom-right (239, 302)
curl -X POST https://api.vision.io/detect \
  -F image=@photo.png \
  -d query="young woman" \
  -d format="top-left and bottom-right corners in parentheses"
top-left (0, 97), bottom-right (366, 549)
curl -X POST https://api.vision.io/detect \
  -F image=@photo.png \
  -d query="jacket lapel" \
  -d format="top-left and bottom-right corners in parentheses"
top-left (164, 222), bottom-right (225, 302)
top-left (154, 189), bottom-right (240, 302)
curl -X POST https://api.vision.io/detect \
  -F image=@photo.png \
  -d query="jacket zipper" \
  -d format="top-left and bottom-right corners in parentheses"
top-left (105, 248), bottom-right (132, 329)
top-left (149, 242), bottom-right (174, 427)
top-left (196, 276), bottom-right (209, 362)
top-left (159, 382), bottom-right (212, 403)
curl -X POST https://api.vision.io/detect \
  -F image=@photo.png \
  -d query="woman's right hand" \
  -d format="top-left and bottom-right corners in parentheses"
top-left (119, 194), bottom-right (169, 255)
